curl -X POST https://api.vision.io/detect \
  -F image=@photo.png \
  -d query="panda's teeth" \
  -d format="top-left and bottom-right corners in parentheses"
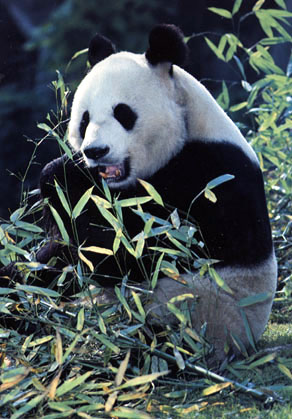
top-left (99, 165), bottom-right (123, 180)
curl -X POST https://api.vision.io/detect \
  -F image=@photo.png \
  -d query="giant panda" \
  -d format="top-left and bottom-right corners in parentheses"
top-left (38, 24), bottom-right (277, 361)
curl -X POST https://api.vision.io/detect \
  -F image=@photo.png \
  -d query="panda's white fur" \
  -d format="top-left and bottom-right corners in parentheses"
top-left (69, 51), bottom-right (258, 186)
top-left (66, 26), bottom-right (277, 361)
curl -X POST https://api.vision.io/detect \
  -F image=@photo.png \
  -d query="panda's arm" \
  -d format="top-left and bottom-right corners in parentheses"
top-left (39, 154), bottom-right (94, 236)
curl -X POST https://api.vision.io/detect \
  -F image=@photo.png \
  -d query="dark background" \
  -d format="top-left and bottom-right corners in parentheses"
top-left (0, 0), bottom-right (291, 218)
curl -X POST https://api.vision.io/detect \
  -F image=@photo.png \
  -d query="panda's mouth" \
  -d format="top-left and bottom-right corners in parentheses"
top-left (98, 158), bottom-right (130, 183)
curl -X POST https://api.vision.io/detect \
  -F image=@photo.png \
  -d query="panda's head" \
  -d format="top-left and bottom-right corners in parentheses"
top-left (68, 24), bottom-right (253, 189)
top-left (68, 24), bottom-right (189, 189)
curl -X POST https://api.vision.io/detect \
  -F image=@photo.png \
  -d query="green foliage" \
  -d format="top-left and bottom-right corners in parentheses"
top-left (0, 1), bottom-right (292, 417)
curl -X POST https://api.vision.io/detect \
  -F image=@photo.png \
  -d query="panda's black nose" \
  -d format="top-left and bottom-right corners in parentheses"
top-left (84, 146), bottom-right (110, 160)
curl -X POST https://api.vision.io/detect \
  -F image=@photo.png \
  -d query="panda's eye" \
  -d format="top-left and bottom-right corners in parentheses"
top-left (113, 103), bottom-right (137, 131)
top-left (79, 111), bottom-right (90, 139)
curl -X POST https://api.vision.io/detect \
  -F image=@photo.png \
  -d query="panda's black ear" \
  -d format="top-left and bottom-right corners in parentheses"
top-left (146, 24), bottom-right (188, 67)
top-left (88, 34), bottom-right (116, 67)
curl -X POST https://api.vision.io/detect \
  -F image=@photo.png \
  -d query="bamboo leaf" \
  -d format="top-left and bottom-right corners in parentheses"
top-left (116, 370), bottom-right (169, 390)
top-left (78, 250), bottom-right (94, 272)
top-left (92, 333), bottom-right (120, 354)
top-left (131, 291), bottom-right (146, 320)
top-left (72, 187), bottom-right (94, 219)
top-left (209, 268), bottom-right (234, 294)
top-left (278, 363), bottom-right (292, 380)
top-left (118, 196), bottom-right (152, 207)
top-left (232, 0), bottom-right (243, 15)
top-left (138, 179), bottom-right (164, 206)
top-left (16, 284), bottom-right (60, 297)
top-left (54, 180), bottom-right (71, 217)
top-left (77, 307), bottom-right (85, 331)
top-left (207, 174), bottom-right (235, 189)
top-left (55, 330), bottom-right (63, 365)
top-left (14, 221), bottom-right (43, 233)
top-left (204, 188), bottom-right (217, 203)
top-left (11, 395), bottom-right (45, 419)
top-left (238, 292), bottom-right (272, 307)
top-left (5, 243), bottom-right (30, 258)
top-left (203, 382), bottom-right (233, 396)
top-left (91, 194), bottom-right (112, 209)
top-left (49, 205), bottom-right (70, 244)
top-left (56, 371), bottom-right (92, 397)
top-left (115, 350), bottom-right (131, 386)
top-left (81, 245), bottom-right (114, 256)
top-left (151, 253), bottom-right (163, 289)
top-left (208, 7), bottom-right (232, 19)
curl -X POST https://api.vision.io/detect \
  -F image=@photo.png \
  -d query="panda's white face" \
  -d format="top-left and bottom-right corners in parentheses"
top-left (68, 52), bottom-right (186, 188)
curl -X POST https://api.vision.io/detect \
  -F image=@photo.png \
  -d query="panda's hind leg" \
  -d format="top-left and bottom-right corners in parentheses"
top-left (146, 258), bottom-right (277, 361)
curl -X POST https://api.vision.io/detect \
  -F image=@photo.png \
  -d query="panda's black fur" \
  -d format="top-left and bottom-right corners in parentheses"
top-left (4, 24), bottom-right (277, 360)
top-left (40, 140), bottom-right (272, 277)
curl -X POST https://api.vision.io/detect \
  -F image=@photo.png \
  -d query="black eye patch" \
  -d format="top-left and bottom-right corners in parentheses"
top-left (113, 103), bottom-right (137, 131)
top-left (79, 111), bottom-right (90, 138)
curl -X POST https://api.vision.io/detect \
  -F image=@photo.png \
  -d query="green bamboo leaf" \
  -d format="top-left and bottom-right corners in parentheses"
top-left (209, 267), bottom-right (234, 294)
top-left (10, 207), bottom-right (26, 223)
top-left (208, 7), bottom-right (232, 18)
top-left (238, 292), bottom-right (272, 307)
top-left (0, 288), bottom-right (18, 295)
top-left (110, 407), bottom-right (152, 419)
top-left (149, 246), bottom-right (184, 256)
top-left (204, 188), bottom-right (217, 203)
top-left (116, 370), bottom-right (169, 390)
top-left (54, 180), bottom-right (71, 217)
top-left (232, 0), bottom-right (243, 15)
top-left (72, 186), bottom-right (94, 219)
top-left (247, 353), bottom-right (276, 369)
top-left (78, 249), bottom-right (94, 272)
top-left (253, 0), bottom-right (265, 11)
top-left (151, 253), bottom-right (164, 289)
top-left (230, 102), bottom-right (248, 112)
top-left (203, 382), bottom-right (232, 396)
top-left (240, 309), bottom-right (257, 351)
top-left (16, 284), bottom-right (61, 297)
top-left (205, 37), bottom-right (225, 60)
top-left (278, 363), bottom-right (292, 380)
top-left (167, 303), bottom-right (188, 325)
top-left (81, 245), bottom-right (114, 256)
top-left (115, 286), bottom-right (132, 320)
top-left (56, 371), bottom-right (92, 397)
top-left (274, 0), bottom-right (287, 8)
top-left (77, 307), bottom-right (85, 331)
top-left (207, 174), bottom-right (235, 189)
top-left (91, 194), bottom-right (112, 209)
top-left (118, 196), bottom-right (152, 207)
top-left (11, 395), bottom-right (45, 419)
top-left (115, 350), bottom-right (131, 386)
top-left (138, 179), bottom-right (164, 206)
top-left (173, 347), bottom-right (185, 370)
top-left (28, 335), bottom-right (54, 346)
top-left (131, 291), bottom-right (146, 320)
top-left (166, 232), bottom-right (192, 257)
top-left (5, 243), bottom-right (29, 258)
top-left (93, 333), bottom-right (120, 354)
top-left (120, 235), bottom-right (136, 257)
top-left (102, 177), bottom-right (112, 202)
top-left (49, 205), bottom-right (70, 244)
top-left (14, 221), bottom-right (43, 233)
top-left (98, 206), bottom-right (120, 232)
top-left (134, 236), bottom-right (145, 259)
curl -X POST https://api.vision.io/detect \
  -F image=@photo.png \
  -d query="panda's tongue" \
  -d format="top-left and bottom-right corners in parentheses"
top-left (99, 165), bottom-right (122, 179)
